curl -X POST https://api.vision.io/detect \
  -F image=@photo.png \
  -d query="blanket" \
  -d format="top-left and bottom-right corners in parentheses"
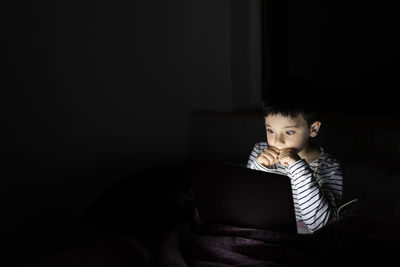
top-left (159, 212), bottom-right (313, 267)
top-left (158, 214), bottom-right (400, 267)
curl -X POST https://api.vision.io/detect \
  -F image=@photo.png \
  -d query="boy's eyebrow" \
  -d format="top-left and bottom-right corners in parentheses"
top-left (265, 124), bottom-right (300, 128)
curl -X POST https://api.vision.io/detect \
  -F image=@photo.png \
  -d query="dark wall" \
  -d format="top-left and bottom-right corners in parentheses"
top-left (2, 1), bottom-right (190, 174)
top-left (264, 0), bottom-right (400, 117)
top-left (1, 0), bottom-right (262, 262)
top-left (1, 0), bottom-right (192, 259)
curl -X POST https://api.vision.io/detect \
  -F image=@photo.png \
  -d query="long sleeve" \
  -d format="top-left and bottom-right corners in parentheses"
top-left (287, 159), bottom-right (343, 232)
top-left (247, 142), bottom-right (282, 173)
top-left (247, 142), bottom-right (269, 170)
top-left (248, 158), bottom-right (275, 172)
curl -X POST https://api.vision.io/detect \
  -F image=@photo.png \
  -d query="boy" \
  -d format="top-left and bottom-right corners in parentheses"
top-left (247, 88), bottom-right (343, 234)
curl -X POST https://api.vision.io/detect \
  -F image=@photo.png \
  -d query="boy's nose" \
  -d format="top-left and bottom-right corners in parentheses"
top-left (273, 135), bottom-right (285, 147)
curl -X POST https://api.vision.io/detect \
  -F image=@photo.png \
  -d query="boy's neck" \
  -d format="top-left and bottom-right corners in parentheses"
top-left (299, 143), bottom-right (321, 164)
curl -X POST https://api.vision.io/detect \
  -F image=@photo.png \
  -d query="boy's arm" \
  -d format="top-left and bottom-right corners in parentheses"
top-left (287, 159), bottom-right (343, 232)
top-left (247, 143), bottom-right (264, 168)
top-left (248, 159), bottom-right (277, 171)
top-left (247, 142), bottom-right (278, 171)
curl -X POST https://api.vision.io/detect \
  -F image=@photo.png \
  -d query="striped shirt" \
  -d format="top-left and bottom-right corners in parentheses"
top-left (247, 142), bottom-right (343, 233)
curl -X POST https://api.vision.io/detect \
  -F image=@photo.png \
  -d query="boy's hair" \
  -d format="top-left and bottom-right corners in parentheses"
top-left (261, 78), bottom-right (320, 126)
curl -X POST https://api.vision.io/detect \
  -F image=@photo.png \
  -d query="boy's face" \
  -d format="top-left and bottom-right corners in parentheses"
top-left (264, 113), bottom-right (320, 152)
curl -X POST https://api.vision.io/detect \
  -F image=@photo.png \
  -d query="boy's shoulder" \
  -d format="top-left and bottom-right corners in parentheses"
top-left (318, 148), bottom-right (342, 167)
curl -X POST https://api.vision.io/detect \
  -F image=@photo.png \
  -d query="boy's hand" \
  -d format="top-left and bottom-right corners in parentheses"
top-left (278, 148), bottom-right (301, 167)
top-left (256, 147), bottom-right (280, 167)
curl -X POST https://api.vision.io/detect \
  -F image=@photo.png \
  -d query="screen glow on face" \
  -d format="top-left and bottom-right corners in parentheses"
top-left (265, 114), bottom-right (310, 151)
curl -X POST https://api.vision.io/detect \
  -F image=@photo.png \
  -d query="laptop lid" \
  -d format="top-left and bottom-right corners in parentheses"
top-left (188, 159), bottom-right (297, 234)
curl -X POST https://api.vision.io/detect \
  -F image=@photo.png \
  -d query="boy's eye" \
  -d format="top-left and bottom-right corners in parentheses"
top-left (285, 130), bottom-right (295, 136)
top-left (266, 128), bottom-right (274, 134)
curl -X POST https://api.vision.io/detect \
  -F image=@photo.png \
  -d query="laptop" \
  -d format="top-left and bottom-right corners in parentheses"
top-left (188, 159), bottom-right (297, 234)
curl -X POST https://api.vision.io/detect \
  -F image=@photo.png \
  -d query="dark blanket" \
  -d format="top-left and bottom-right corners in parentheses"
top-left (158, 214), bottom-right (400, 267)
top-left (160, 212), bottom-right (310, 267)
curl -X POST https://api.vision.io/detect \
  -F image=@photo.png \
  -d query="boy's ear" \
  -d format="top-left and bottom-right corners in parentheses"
top-left (309, 121), bottom-right (321, 137)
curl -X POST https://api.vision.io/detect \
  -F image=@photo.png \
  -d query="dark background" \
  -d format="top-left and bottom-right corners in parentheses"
top-left (263, 0), bottom-right (400, 116)
top-left (1, 0), bottom-right (399, 265)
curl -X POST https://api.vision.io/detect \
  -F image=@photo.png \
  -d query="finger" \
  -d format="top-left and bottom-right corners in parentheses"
top-left (280, 148), bottom-right (300, 160)
top-left (277, 150), bottom-right (288, 160)
top-left (276, 154), bottom-right (289, 166)
top-left (267, 154), bottom-right (280, 166)
top-left (268, 146), bottom-right (281, 154)
top-left (257, 155), bottom-right (270, 166)
top-left (278, 148), bottom-right (291, 154)
top-left (278, 149), bottom-right (296, 160)
top-left (259, 152), bottom-right (280, 167)
top-left (265, 150), bottom-right (279, 159)
top-left (262, 151), bottom-right (277, 163)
